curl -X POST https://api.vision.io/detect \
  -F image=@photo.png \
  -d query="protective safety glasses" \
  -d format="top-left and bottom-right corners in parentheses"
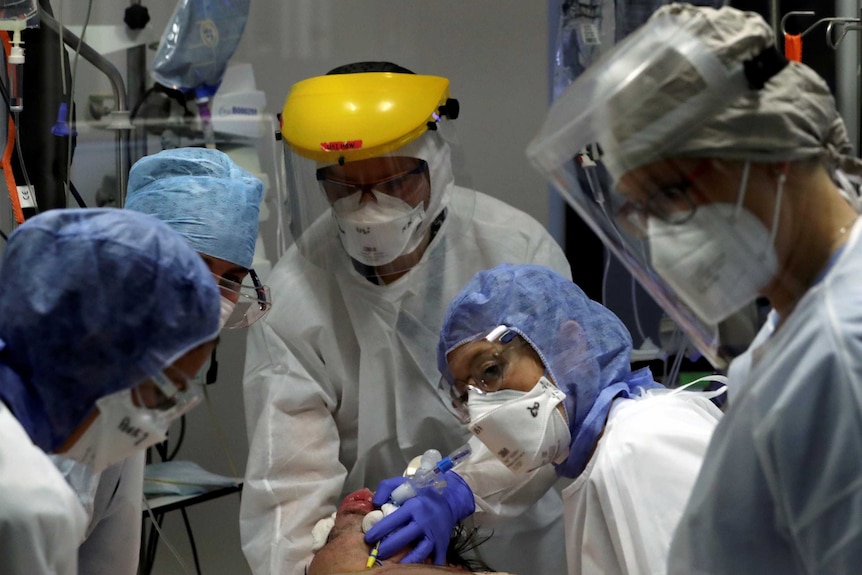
top-left (213, 269), bottom-right (271, 329)
top-left (613, 160), bottom-right (710, 235)
top-left (448, 327), bottom-right (529, 417)
top-left (134, 367), bottom-right (203, 419)
top-left (316, 159), bottom-right (428, 203)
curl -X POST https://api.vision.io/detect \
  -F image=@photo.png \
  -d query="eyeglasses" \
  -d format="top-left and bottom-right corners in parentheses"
top-left (213, 269), bottom-right (271, 329)
top-left (448, 336), bottom-right (530, 417)
top-left (316, 160), bottom-right (428, 203)
top-left (614, 160), bottom-right (709, 234)
top-left (135, 366), bottom-right (203, 415)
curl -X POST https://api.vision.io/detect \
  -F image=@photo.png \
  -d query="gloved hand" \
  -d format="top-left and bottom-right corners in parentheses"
top-left (364, 471), bottom-right (475, 565)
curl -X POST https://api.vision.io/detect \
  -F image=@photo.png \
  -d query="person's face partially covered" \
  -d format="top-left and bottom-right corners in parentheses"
top-left (309, 489), bottom-right (470, 575)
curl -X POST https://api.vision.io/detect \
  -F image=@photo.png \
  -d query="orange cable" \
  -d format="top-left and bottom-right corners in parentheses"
top-left (0, 31), bottom-right (23, 223)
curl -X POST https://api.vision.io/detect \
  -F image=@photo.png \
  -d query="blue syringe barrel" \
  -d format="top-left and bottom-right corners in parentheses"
top-left (441, 443), bottom-right (472, 469)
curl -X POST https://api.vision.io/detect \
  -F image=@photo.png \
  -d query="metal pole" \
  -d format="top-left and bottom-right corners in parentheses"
top-left (127, 44), bottom-right (147, 165)
top-left (835, 0), bottom-right (860, 154)
top-left (38, 7), bottom-right (131, 204)
top-left (770, 0), bottom-right (781, 43)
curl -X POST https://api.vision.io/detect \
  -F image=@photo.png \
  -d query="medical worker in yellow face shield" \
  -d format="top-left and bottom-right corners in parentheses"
top-left (528, 4), bottom-right (862, 574)
top-left (241, 61), bottom-right (571, 575)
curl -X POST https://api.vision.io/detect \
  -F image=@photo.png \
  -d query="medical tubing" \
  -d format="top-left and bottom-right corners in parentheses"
top-left (601, 243), bottom-right (611, 307)
top-left (366, 444), bottom-right (471, 567)
top-left (366, 542), bottom-right (380, 568)
top-left (0, 52), bottom-right (11, 110)
top-left (7, 47), bottom-right (21, 112)
top-left (56, 0), bottom-right (65, 96)
top-left (595, 184), bottom-right (649, 346)
top-left (37, 7), bottom-right (125, 112)
top-left (38, 6), bottom-right (130, 201)
top-left (668, 338), bottom-right (687, 387)
top-left (197, 97), bottom-right (217, 149)
top-left (631, 275), bottom-right (647, 344)
top-left (389, 444), bottom-right (472, 505)
top-left (142, 496), bottom-right (193, 575)
top-left (12, 111), bottom-right (31, 206)
top-left (62, 0), bottom-right (92, 205)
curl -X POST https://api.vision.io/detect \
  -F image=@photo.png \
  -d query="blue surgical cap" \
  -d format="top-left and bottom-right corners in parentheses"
top-left (126, 147), bottom-right (264, 269)
top-left (437, 263), bottom-right (660, 478)
top-left (0, 208), bottom-right (220, 452)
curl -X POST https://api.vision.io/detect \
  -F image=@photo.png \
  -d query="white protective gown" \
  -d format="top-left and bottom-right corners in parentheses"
top-left (562, 390), bottom-right (722, 575)
top-left (78, 454), bottom-right (145, 575)
top-left (0, 403), bottom-right (88, 575)
top-left (51, 453), bottom-right (145, 575)
top-left (669, 218), bottom-right (862, 575)
top-left (241, 186), bottom-right (571, 575)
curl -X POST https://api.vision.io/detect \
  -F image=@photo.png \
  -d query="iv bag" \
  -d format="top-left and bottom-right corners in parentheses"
top-left (0, 0), bottom-right (37, 25)
top-left (150, 0), bottom-right (251, 100)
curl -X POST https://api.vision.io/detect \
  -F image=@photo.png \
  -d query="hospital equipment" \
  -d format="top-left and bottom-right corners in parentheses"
top-left (151, 0), bottom-right (251, 149)
top-left (388, 444), bottom-right (471, 505)
top-left (36, 7), bottom-right (132, 211)
top-left (0, 0), bottom-right (36, 112)
top-left (366, 444), bottom-right (472, 568)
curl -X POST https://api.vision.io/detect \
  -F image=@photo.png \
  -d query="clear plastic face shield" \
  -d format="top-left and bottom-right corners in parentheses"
top-left (528, 13), bottom-right (782, 371)
top-left (279, 72), bottom-right (474, 280)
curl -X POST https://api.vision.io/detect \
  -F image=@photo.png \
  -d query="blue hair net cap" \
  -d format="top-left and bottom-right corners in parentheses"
top-left (0, 208), bottom-right (220, 452)
top-left (437, 263), bottom-right (660, 478)
top-left (126, 147), bottom-right (264, 269)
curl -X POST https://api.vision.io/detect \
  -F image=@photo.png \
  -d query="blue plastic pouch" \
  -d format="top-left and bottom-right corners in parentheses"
top-left (150, 0), bottom-right (251, 100)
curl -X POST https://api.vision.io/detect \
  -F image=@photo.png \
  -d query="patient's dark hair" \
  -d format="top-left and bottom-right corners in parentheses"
top-left (447, 524), bottom-right (494, 571)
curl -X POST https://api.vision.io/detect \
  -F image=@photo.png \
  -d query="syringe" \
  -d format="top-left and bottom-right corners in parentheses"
top-left (389, 443), bottom-right (472, 505)
top-left (365, 443), bottom-right (472, 569)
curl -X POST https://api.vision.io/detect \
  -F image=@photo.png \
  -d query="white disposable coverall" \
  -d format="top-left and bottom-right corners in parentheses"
top-left (241, 186), bottom-right (571, 575)
top-left (0, 403), bottom-right (88, 575)
top-left (562, 390), bottom-right (721, 575)
top-left (669, 218), bottom-right (862, 574)
top-left (77, 455), bottom-right (145, 575)
top-left (51, 453), bottom-right (145, 575)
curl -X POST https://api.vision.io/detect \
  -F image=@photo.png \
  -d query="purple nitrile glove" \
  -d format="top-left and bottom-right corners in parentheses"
top-left (365, 471), bottom-right (475, 565)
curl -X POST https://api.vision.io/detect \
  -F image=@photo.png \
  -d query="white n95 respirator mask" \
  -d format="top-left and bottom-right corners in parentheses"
top-left (648, 202), bottom-right (777, 326)
top-left (218, 295), bottom-right (236, 330)
top-left (64, 386), bottom-right (194, 474)
top-left (332, 191), bottom-right (426, 266)
top-left (467, 376), bottom-right (570, 474)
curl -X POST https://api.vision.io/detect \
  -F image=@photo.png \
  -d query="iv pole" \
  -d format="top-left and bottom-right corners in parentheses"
top-left (38, 7), bottom-right (132, 205)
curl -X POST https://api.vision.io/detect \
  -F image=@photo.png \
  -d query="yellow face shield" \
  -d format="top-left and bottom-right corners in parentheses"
top-left (280, 73), bottom-right (459, 163)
